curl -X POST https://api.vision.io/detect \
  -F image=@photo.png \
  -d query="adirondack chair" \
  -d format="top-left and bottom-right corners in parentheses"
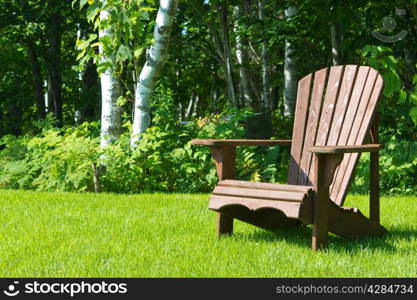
top-left (192, 65), bottom-right (387, 250)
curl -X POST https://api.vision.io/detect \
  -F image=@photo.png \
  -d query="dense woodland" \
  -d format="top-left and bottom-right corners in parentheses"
top-left (0, 0), bottom-right (416, 194)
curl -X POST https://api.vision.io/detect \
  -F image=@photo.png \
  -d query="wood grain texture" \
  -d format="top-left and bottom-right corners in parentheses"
top-left (192, 139), bottom-right (292, 146)
top-left (216, 206), bottom-right (300, 231)
top-left (308, 144), bottom-right (382, 154)
top-left (296, 67), bottom-right (329, 186)
top-left (332, 71), bottom-right (384, 205)
top-left (213, 186), bottom-right (307, 202)
top-left (218, 179), bottom-right (312, 193)
top-left (288, 74), bottom-right (313, 184)
top-left (287, 65), bottom-right (383, 207)
top-left (328, 201), bottom-right (387, 238)
top-left (329, 66), bottom-right (373, 202)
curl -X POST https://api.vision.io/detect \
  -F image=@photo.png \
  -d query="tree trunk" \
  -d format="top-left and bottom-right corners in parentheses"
top-left (27, 41), bottom-right (46, 119)
top-left (45, 9), bottom-right (63, 127)
top-left (283, 6), bottom-right (298, 117)
top-left (258, 0), bottom-right (271, 112)
top-left (233, 5), bottom-right (252, 108)
top-left (219, 2), bottom-right (237, 108)
top-left (99, 9), bottom-right (122, 148)
top-left (130, 0), bottom-right (178, 147)
top-left (330, 2), bottom-right (343, 66)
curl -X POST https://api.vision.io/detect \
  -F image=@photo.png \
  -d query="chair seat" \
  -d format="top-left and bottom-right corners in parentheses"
top-left (209, 180), bottom-right (314, 224)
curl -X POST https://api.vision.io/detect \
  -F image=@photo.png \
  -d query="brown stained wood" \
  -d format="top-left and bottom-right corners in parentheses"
top-left (218, 179), bottom-right (312, 194)
top-left (213, 186), bottom-right (308, 202)
top-left (210, 146), bottom-right (236, 181)
top-left (217, 206), bottom-right (300, 231)
top-left (329, 66), bottom-right (376, 203)
top-left (329, 67), bottom-right (371, 198)
top-left (297, 67), bottom-right (329, 186)
top-left (288, 74), bottom-right (313, 184)
top-left (209, 146), bottom-right (236, 236)
top-left (327, 65), bottom-right (359, 146)
top-left (192, 65), bottom-right (386, 250)
top-left (192, 139), bottom-right (292, 147)
top-left (209, 195), bottom-right (304, 220)
top-left (308, 144), bottom-right (382, 154)
top-left (333, 72), bottom-right (384, 206)
top-left (370, 115), bottom-right (380, 224)
top-left (312, 154), bottom-right (329, 250)
top-left (328, 202), bottom-right (387, 238)
top-left (312, 153), bottom-right (343, 251)
top-left (216, 213), bottom-right (233, 236)
top-left (307, 66), bottom-right (345, 185)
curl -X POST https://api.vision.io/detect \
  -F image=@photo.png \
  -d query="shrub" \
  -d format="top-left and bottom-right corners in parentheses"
top-left (0, 89), bottom-right (414, 195)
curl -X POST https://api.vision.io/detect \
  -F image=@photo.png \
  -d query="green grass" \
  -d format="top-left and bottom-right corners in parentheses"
top-left (0, 190), bottom-right (416, 277)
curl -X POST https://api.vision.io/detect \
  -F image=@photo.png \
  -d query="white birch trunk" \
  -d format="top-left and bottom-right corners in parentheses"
top-left (258, 0), bottom-right (271, 112)
top-left (233, 6), bottom-right (251, 107)
top-left (99, 8), bottom-right (122, 148)
top-left (44, 80), bottom-right (49, 113)
top-left (283, 6), bottom-right (298, 117)
top-left (130, 0), bottom-right (178, 147)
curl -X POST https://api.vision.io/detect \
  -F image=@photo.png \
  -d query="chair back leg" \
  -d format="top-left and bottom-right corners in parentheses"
top-left (369, 115), bottom-right (380, 224)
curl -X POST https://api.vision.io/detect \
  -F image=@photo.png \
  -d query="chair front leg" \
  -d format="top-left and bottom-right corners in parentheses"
top-left (312, 153), bottom-right (343, 251)
top-left (210, 146), bottom-right (237, 236)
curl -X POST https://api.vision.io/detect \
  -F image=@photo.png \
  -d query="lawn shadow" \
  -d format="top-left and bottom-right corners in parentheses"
top-left (231, 224), bottom-right (417, 252)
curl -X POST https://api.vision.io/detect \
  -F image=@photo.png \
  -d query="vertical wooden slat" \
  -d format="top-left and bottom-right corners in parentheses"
top-left (330, 67), bottom-right (376, 201)
top-left (306, 65), bottom-right (345, 184)
top-left (297, 68), bottom-right (329, 186)
top-left (333, 72), bottom-right (384, 205)
top-left (288, 74), bottom-right (313, 184)
top-left (288, 65), bottom-right (383, 208)
top-left (329, 66), bottom-right (372, 201)
top-left (327, 65), bottom-right (359, 146)
top-left (300, 66), bottom-right (344, 185)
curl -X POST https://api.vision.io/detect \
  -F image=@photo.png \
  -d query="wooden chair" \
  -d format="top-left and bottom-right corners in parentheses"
top-left (192, 65), bottom-right (387, 250)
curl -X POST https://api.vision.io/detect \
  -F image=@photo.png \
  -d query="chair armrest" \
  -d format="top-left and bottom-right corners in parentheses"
top-left (191, 139), bottom-right (292, 147)
top-left (308, 144), bottom-right (382, 154)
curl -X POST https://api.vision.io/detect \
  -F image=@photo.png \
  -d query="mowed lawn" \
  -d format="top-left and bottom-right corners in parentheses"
top-left (0, 190), bottom-right (416, 277)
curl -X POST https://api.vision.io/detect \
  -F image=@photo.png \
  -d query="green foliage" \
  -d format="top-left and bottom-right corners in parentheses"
top-left (353, 141), bottom-right (417, 195)
top-left (0, 89), bottom-right (287, 193)
top-left (1, 87), bottom-right (415, 195)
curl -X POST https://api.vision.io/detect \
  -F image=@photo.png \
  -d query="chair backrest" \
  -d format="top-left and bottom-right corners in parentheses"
top-left (288, 65), bottom-right (384, 206)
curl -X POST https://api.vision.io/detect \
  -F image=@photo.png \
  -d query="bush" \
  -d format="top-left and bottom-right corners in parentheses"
top-left (0, 89), bottom-right (415, 195)
top-left (0, 90), bottom-right (289, 193)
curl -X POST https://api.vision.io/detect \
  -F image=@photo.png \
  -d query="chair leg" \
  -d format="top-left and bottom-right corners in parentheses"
top-left (370, 149), bottom-right (380, 224)
top-left (312, 219), bottom-right (329, 250)
top-left (311, 153), bottom-right (343, 251)
top-left (216, 213), bottom-right (233, 236)
top-left (370, 117), bottom-right (380, 224)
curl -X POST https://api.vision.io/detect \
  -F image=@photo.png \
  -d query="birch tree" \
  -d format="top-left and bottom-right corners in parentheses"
top-left (258, 0), bottom-right (271, 112)
top-left (283, 6), bottom-right (298, 117)
top-left (99, 7), bottom-right (122, 148)
top-left (233, 5), bottom-right (252, 108)
top-left (130, 0), bottom-right (178, 147)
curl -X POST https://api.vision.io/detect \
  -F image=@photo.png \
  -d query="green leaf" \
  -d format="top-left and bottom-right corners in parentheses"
top-left (116, 45), bottom-right (132, 61)
top-left (382, 70), bottom-right (401, 97)
top-left (134, 47), bottom-right (144, 58)
top-left (409, 107), bottom-right (417, 125)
